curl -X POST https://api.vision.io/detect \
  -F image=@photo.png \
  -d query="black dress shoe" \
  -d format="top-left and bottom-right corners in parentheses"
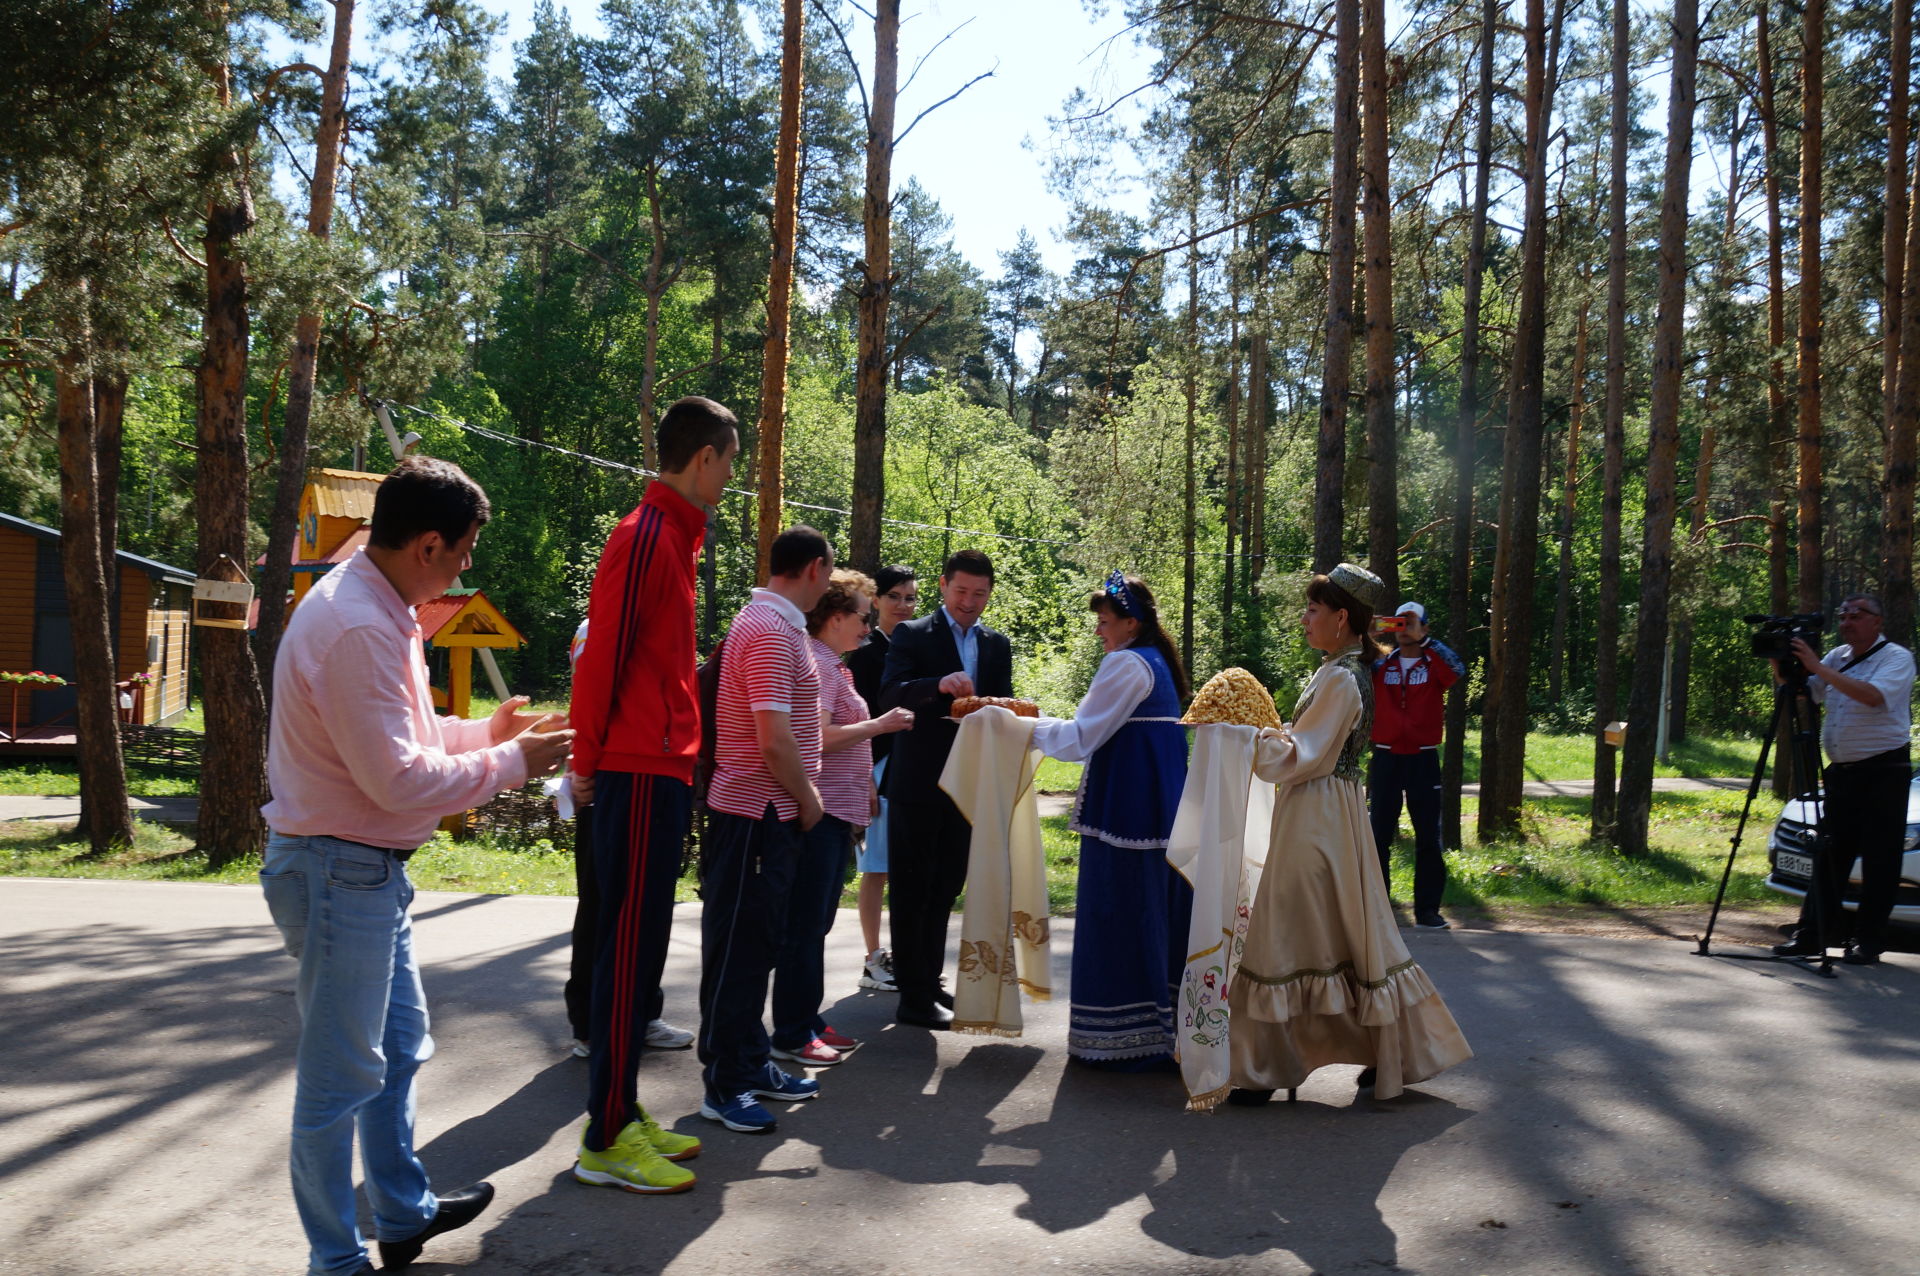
top-left (896, 1002), bottom-right (954, 1029)
top-left (1225, 1088), bottom-right (1273, 1106)
top-left (1772, 935), bottom-right (1823, 957)
top-left (1843, 946), bottom-right (1882, 966)
top-left (1356, 1067), bottom-right (1378, 1089)
top-left (933, 988), bottom-right (955, 1010)
top-left (378, 1181), bottom-right (495, 1270)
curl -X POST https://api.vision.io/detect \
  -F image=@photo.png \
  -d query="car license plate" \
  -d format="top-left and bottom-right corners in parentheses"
top-left (1776, 850), bottom-right (1813, 879)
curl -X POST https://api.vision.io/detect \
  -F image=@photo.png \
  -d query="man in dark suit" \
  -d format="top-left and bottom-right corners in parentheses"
top-left (879, 548), bottom-right (1014, 1028)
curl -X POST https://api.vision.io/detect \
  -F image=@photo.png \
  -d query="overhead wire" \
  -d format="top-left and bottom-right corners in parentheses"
top-left (387, 399), bottom-right (1304, 564)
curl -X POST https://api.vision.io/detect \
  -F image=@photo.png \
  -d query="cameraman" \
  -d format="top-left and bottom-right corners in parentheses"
top-left (1772, 594), bottom-right (1916, 966)
top-left (1369, 601), bottom-right (1465, 930)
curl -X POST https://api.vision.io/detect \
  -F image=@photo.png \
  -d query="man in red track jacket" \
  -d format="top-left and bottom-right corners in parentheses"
top-left (1369, 601), bottom-right (1466, 931)
top-left (567, 396), bottom-right (737, 1193)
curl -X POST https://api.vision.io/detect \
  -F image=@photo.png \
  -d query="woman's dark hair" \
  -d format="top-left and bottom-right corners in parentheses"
top-left (874, 564), bottom-right (917, 598)
top-left (1306, 574), bottom-right (1388, 662)
top-left (1088, 573), bottom-right (1191, 701)
top-left (369, 456), bottom-right (489, 550)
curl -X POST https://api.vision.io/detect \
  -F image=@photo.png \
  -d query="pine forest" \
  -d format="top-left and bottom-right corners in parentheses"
top-left (4, 0), bottom-right (1914, 862)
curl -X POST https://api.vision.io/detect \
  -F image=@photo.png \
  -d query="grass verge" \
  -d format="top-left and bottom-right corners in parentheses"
top-left (1, 786), bottom-right (1796, 924)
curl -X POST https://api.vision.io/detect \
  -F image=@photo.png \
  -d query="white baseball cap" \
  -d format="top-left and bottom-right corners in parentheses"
top-left (1396, 601), bottom-right (1426, 622)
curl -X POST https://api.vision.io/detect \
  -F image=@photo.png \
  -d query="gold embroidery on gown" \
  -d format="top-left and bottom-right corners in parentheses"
top-left (1227, 645), bottom-right (1473, 1099)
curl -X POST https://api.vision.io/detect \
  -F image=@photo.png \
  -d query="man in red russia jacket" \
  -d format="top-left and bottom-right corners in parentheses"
top-left (1369, 601), bottom-right (1466, 931)
top-left (568, 396), bottom-right (737, 1192)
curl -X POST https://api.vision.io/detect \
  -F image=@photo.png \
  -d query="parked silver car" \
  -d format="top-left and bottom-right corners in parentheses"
top-left (1766, 772), bottom-right (1920, 928)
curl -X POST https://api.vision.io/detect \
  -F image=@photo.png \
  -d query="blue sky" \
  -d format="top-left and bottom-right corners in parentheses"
top-left (279, 0), bottom-right (1163, 279)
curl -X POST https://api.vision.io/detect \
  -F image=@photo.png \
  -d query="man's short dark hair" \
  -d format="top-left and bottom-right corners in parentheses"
top-left (770, 525), bottom-right (833, 578)
top-left (874, 564), bottom-right (917, 597)
top-left (942, 548), bottom-right (994, 583)
top-left (657, 396), bottom-right (739, 474)
top-left (369, 456), bottom-right (490, 551)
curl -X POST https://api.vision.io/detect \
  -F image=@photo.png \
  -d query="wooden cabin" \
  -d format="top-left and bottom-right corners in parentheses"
top-left (0, 512), bottom-right (194, 742)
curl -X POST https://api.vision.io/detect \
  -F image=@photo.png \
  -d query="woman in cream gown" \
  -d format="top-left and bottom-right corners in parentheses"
top-left (1228, 565), bottom-right (1471, 1103)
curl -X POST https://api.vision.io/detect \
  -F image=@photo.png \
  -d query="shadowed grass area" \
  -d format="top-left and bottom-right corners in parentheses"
top-left (0, 821), bottom-right (259, 883)
top-left (1426, 791), bottom-right (1780, 910)
top-left (2, 783), bottom-right (1792, 921)
top-left (1455, 732), bottom-right (1765, 783)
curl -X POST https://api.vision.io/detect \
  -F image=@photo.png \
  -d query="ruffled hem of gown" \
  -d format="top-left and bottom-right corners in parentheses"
top-left (1227, 960), bottom-right (1473, 1101)
top-left (1233, 955), bottom-right (1439, 1028)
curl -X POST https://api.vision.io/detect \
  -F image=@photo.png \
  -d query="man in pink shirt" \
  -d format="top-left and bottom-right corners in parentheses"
top-left (260, 456), bottom-right (572, 1276)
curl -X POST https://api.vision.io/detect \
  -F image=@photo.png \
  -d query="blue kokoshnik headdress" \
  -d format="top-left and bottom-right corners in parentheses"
top-left (1103, 570), bottom-right (1145, 620)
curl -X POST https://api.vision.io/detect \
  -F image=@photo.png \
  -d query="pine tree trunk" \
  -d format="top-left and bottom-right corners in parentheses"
top-left (1444, 0), bottom-right (1496, 851)
top-left (1549, 292), bottom-right (1590, 705)
top-left (638, 165), bottom-right (671, 473)
top-left (195, 100), bottom-right (269, 868)
top-left (1222, 243), bottom-right (1241, 654)
top-left (1183, 196), bottom-right (1199, 668)
top-left (1592, 0), bottom-right (1632, 837)
top-left (754, 0), bottom-right (804, 579)
top-left (1795, 0), bottom-right (1825, 615)
top-left (1884, 0), bottom-right (1918, 648)
top-left (56, 294), bottom-right (136, 853)
top-left (1314, 0), bottom-right (1361, 573)
top-left (1757, 4), bottom-right (1795, 797)
top-left (849, 0), bottom-right (898, 574)
top-left (256, 0), bottom-right (355, 696)
top-left (1248, 330), bottom-right (1270, 583)
top-left (1887, 90), bottom-right (1920, 653)
top-left (1481, 0), bottom-right (1565, 842)
top-left (1616, 0), bottom-right (1698, 859)
top-left (92, 359), bottom-right (126, 571)
top-left (1361, 0), bottom-right (1397, 599)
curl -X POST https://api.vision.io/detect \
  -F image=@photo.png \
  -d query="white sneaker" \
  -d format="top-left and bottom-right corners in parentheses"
top-left (644, 1019), bottom-right (695, 1050)
top-left (858, 948), bottom-right (896, 992)
top-left (570, 1038), bottom-right (590, 1059)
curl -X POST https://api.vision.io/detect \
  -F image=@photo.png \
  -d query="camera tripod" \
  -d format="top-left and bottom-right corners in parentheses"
top-left (1695, 673), bottom-right (1836, 976)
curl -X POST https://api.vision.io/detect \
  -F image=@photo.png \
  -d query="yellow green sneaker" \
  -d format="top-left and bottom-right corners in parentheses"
top-left (632, 1104), bottom-right (701, 1162)
top-left (574, 1121), bottom-right (696, 1194)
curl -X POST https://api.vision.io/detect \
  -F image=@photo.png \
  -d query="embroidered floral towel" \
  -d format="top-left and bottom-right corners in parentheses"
top-left (940, 706), bottom-right (1051, 1035)
top-left (1166, 723), bottom-right (1273, 1111)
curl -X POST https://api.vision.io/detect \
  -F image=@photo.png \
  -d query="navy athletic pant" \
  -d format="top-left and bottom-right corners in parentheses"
top-left (697, 805), bottom-right (801, 1102)
top-left (1368, 747), bottom-right (1448, 915)
top-left (582, 771), bottom-right (690, 1152)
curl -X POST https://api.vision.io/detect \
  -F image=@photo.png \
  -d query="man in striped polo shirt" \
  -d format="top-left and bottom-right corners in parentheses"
top-left (569, 396), bottom-right (739, 1194)
top-left (698, 526), bottom-right (836, 1134)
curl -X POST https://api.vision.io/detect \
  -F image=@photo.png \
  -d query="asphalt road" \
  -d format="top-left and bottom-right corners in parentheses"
top-left (2, 877), bottom-right (1915, 1276)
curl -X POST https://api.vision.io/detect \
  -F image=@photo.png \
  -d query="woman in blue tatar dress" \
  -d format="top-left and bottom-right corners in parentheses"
top-left (1032, 573), bottom-right (1194, 1071)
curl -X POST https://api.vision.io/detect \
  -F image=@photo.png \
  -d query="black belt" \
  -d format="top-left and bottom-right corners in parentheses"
top-left (1827, 746), bottom-right (1910, 772)
top-left (332, 836), bottom-right (415, 862)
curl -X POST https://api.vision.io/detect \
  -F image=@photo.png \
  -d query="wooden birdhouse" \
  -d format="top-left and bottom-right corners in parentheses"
top-left (417, 589), bottom-right (526, 720)
top-left (192, 554), bottom-right (255, 630)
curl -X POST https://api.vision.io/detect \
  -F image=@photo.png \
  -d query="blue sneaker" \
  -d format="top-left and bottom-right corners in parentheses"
top-left (699, 1092), bottom-right (777, 1134)
top-left (746, 1063), bottom-right (820, 1103)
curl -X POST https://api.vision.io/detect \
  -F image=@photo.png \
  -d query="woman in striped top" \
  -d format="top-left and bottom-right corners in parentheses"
top-left (770, 569), bottom-right (915, 1068)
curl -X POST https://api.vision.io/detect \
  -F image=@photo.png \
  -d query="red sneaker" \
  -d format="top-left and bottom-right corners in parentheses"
top-left (816, 1025), bottom-right (861, 1053)
top-left (770, 1038), bottom-right (844, 1066)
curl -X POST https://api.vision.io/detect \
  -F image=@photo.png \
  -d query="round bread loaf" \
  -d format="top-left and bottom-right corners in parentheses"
top-left (1180, 667), bottom-right (1282, 729)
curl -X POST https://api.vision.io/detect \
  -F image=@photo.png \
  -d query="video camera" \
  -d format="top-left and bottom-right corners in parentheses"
top-left (1745, 612), bottom-right (1825, 663)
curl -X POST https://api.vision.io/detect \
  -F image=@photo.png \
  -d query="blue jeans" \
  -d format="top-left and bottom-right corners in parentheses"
top-left (261, 834), bottom-right (438, 1276)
